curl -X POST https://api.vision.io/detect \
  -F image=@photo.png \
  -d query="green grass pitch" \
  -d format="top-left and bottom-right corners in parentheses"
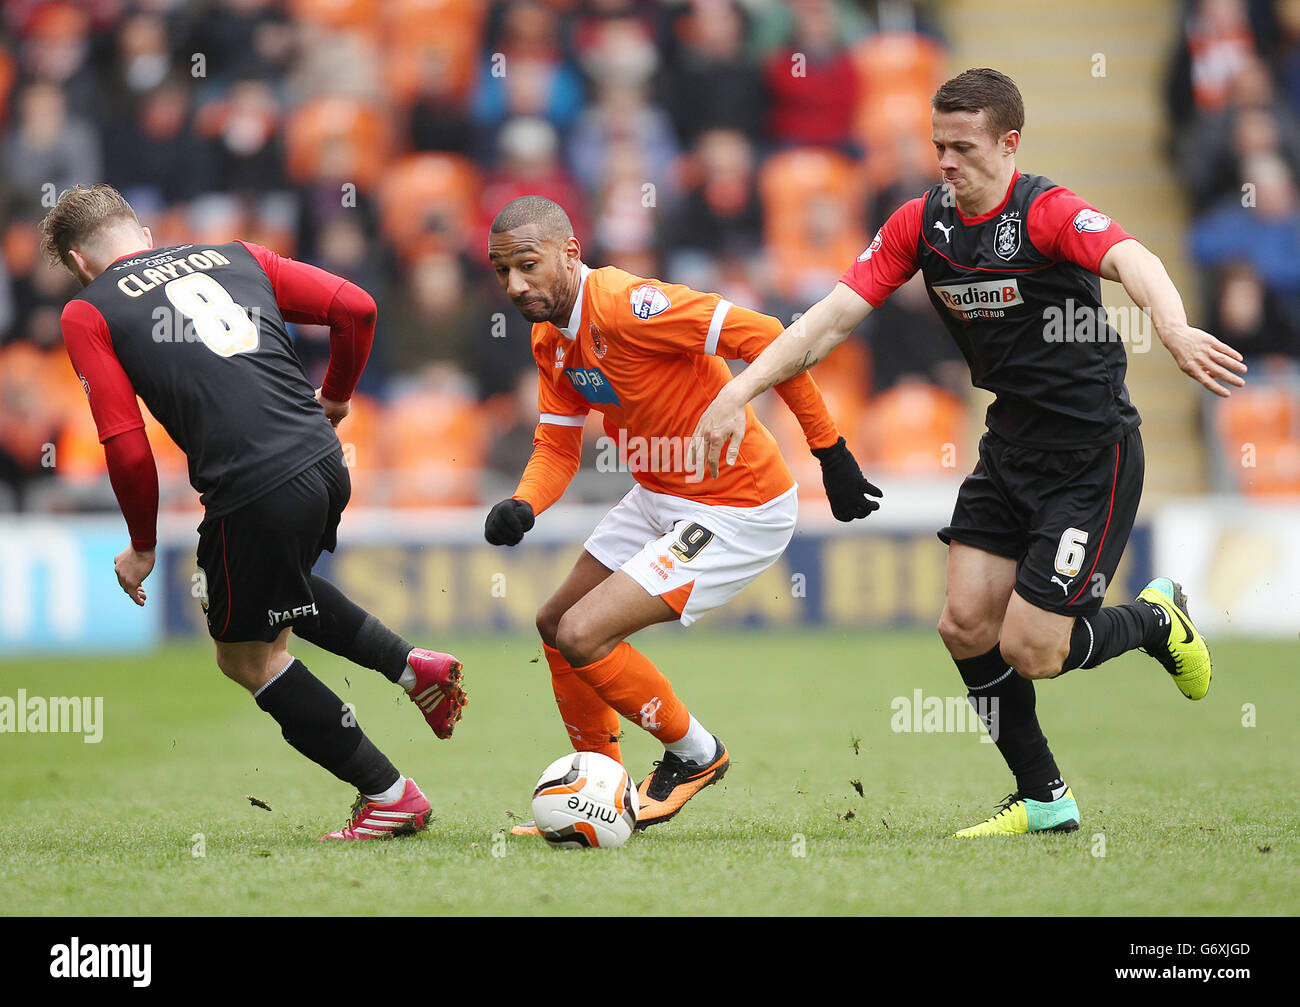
top-left (0, 628), bottom-right (1295, 916)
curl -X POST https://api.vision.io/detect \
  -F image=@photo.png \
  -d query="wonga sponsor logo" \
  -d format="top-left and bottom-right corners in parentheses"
top-left (931, 278), bottom-right (1023, 320)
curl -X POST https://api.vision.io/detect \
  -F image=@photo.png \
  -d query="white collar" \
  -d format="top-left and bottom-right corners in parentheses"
top-left (558, 263), bottom-right (591, 341)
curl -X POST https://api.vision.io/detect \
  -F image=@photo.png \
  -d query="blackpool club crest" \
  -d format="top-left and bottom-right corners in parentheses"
top-left (589, 324), bottom-right (608, 359)
top-left (994, 211), bottom-right (1020, 261)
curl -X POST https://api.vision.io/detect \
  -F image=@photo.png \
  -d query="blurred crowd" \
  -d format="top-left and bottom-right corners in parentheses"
top-left (0, 0), bottom-right (973, 514)
top-left (0, 0), bottom-right (969, 514)
top-left (1169, 0), bottom-right (1300, 492)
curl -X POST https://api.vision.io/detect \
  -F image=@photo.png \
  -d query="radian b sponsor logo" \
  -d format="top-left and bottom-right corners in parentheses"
top-left (931, 278), bottom-right (1023, 318)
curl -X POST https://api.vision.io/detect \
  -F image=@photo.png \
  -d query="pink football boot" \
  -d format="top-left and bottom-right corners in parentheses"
top-left (319, 778), bottom-right (431, 841)
top-left (406, 649), bottom-right (467, 739)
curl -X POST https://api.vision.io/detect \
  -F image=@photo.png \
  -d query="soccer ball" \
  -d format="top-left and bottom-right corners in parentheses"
top-left (530, 751), bottom-right (639, 849)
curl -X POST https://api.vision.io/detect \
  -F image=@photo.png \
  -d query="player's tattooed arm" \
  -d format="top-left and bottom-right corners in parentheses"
top-left (1099, 238), bottom-right (1247, 397)
top-left (735, 283), bottom-right (872, 397)
top-left (689, 283), bottom-right (873, 478)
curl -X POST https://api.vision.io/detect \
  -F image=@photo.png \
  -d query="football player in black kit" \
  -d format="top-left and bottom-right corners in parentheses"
top-left (41, 184), bottom-right (466, 841)
top-left (690, 69), bottom-right (1247, 836)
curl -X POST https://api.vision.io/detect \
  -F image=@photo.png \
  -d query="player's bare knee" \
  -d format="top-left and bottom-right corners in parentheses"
top-left (215, 644), bottom-right (283, 692)
top-left (535, 599), bottom-right (566, 650)
top-left (1000, 637), bottom-right (1062, 680)
top-left (938, 605), bottom-right (997, 656)
top-left (215, 651), bottom-right (255, 688)
top-left (554, 610), bottom-right (597, 668)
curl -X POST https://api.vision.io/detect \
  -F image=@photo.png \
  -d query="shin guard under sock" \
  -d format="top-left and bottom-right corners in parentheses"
top-left (254, 659), bottom-right (400, 795)
top-left (1063, 601), bottom-right (1165, 671)
top-left (572, 641), bottom-right (690, 745)
top-left (293, 576), bottom-right (414, 684)
top-left (956, 644), bottom-right (1063, 802)
top-left (545, 643), bottom-right (622, 761)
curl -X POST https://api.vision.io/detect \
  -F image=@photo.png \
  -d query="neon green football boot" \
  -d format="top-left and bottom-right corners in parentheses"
top-left (1137, 577), bottom-right (1212, 701)
top-left (954, 789), bottom-right (1080, 838)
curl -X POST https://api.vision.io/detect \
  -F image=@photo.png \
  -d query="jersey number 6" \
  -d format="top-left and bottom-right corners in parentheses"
top-left (164, 273), bottom-right (260, 358)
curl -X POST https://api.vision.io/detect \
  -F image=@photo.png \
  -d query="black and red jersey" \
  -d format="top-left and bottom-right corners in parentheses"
top-left (841, 171), bottom-right (1142, 448)
top-left (61, 239), bottom-right (374, 524)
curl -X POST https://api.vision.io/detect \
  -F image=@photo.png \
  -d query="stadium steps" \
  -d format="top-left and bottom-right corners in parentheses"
top-left (942, 0), bottom-right (1206, 496)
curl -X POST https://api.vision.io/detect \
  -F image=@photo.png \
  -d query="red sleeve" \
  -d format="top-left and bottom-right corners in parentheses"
top-left (839, 197), bottom-right (923, 307)
top-left (61, 299), bottom-right (145, 443)
top-left (236, 239), bottom-right (376, 402)
top-left (103, 427), bottom-right (159, 552)
top-left (1026, 187), bottom-right (1132, 273)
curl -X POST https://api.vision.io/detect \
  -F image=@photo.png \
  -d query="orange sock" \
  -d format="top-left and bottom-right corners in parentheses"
top-left (544, 644), bottom-right (622, 762)
top-left (572, 641), bottom-right (690, 745)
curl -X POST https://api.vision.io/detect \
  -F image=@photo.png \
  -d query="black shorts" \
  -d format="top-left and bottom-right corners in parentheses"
top-left (938, 428), bottom-right (1143, 616)
top-left (196, 448), bottom-right (350, 643)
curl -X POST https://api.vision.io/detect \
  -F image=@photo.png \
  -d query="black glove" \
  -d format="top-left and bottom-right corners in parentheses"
top-left (485, 498), bottom-right (535, 546)
top-left (811, 437), bottom-right (883, 522)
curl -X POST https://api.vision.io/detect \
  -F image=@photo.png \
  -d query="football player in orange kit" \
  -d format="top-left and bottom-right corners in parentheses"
top-left (485, 196), bottom-right (882, 832)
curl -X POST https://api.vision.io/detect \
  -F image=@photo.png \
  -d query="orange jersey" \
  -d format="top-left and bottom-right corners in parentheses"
top-left (513, 265), bottom-right (840, 512)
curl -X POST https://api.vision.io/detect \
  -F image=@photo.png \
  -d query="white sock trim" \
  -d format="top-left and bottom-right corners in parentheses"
top-left (1079, 616), bottom-right (1095, 668)
top-left (253, 655), bottom-right (296, 699)
top-left (967, 666), bottom-right (1014, 692)
top-left (365, 775), bottom-right (407, 804)
top-left (664, 715), bottom-right (716, 764)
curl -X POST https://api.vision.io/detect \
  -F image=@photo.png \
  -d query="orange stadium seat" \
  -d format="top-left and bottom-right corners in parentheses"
top-left (3, 222), bottom-right (39, 277)
top-left (381, 0), bottom-right (484, 103)
top-left (858, 382), bottom-right (967, 476)
top-left (1214, 387), bottom-right (1300, 495)
top-left (0, 344), bottom-right (66, 473)
top-left (0, 45), bottom-right (14, 130)
top-left (758, 148), bottom-right (869, 301)
top-left (289, 0), bottom-right (381, 33)
top-left (850, 32), bottom-right (948, 190)
top-left (377, 153), bottom-right (483, 260)
top-left (384, 384), bottom-right (487, 506)
top-left (331, 391), bottom-right (384, 506)
top-left (757, 337), bottom-right (870, 501)
top-left (1235, 434), bottom-right (1300, 495)
top-left (1214, 385), bottom-right (1298, 447)
top-left (285, 97), bottom-right (394, 192)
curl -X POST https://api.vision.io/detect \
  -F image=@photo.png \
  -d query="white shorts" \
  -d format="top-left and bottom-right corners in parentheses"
top-left (583, 484), bottom-right (798, 627)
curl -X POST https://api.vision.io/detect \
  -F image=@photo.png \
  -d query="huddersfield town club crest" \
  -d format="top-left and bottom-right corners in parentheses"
top-left (994, 214), bottom-right (1020, 260)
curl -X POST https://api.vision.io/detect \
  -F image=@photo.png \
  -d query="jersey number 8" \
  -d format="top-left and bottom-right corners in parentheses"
top-left (164, 273), bottom-right (259, 358)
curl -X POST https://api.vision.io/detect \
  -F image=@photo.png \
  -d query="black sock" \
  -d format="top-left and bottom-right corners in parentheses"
top-left (254, 659), bottom-right (400, 795)
top-left (955, 644), bottom-right (1063, 803)
top-left (294, 576), bottom-right (414, 684)
top-left (1063, 601), bottom-right (1167, 671)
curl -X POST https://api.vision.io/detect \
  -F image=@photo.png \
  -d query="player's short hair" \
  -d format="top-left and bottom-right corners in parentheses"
top-left (490, 195), bottom-right (574, 243)
top-left (932, 68), bottom-right (1025, 140)
top-left (37, 183), bottom-right (141, 270)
